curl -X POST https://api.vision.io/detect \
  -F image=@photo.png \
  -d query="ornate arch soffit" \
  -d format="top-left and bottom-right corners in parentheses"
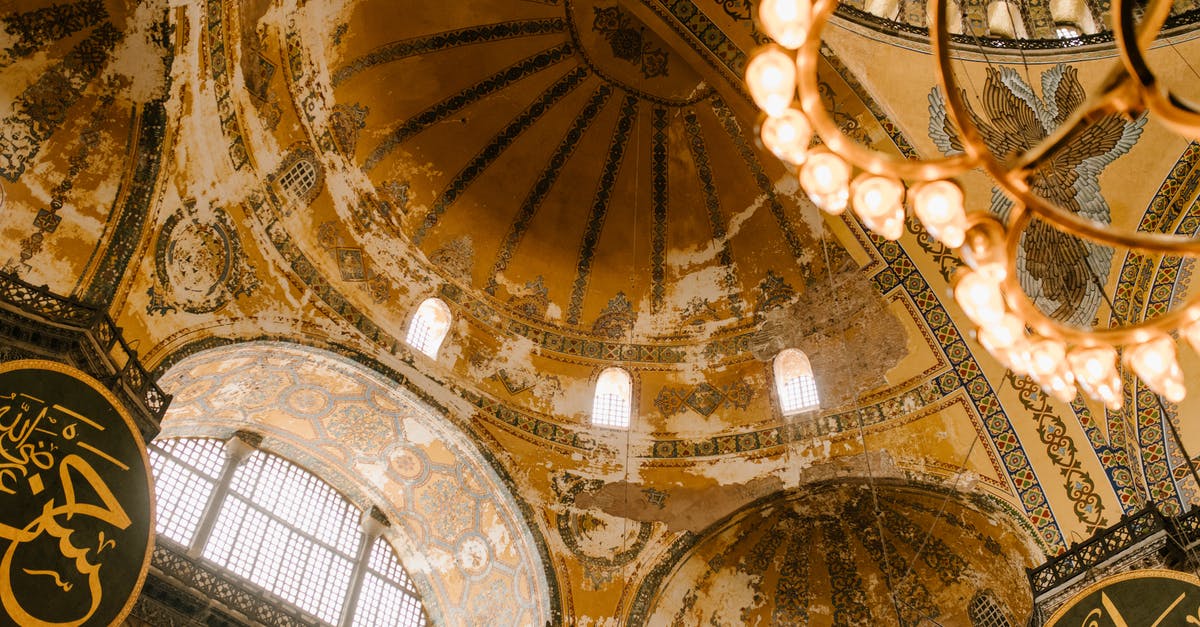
top-left (153, 340), bottom-right (563, 626)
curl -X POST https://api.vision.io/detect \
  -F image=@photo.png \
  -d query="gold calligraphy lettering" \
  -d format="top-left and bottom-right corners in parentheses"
top-left (0, 454), bottom-right (131, 626)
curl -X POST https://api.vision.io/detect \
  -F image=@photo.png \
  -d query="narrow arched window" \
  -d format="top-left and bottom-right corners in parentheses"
top-left (405, 298), bottom-right (452, 358)
top-left (969, 591), bottom-right (1012, 627)
top-left (775, 349), bottom-right (819, 415)
top-left (592, 367), bottom-right (632, 429)
top-left (147, 437), bottom-right (427, 626)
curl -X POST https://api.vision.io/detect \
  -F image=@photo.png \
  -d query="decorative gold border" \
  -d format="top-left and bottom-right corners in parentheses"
top-left (0, 359), bottom-right (156, 627)
top-left (1045, 568), bottom-right (1200, 625)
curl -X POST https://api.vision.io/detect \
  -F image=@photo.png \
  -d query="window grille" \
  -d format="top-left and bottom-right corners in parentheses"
top-left (353, 538), bottom-right (426, 626)
top-left (969, 591), bottom-right (1013, 627)
top-left (280, 159), bottom-right (318, 201)
top-left (775, 349), bottom-right (820, 415)
top-left (1055, 23), bottom-right (1081, 37)
top-left (148, 437), bottom-right (428, 626)
top-left (592, 367), bottom-right (632, 429)
top-left (405, 298), bottom-right (452, 358)
top-left (148, 437), bottom-right (226, 546)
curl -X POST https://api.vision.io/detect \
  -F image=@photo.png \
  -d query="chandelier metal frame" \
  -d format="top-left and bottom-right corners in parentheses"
top-left (747, 0), bottom-right (1200, 407)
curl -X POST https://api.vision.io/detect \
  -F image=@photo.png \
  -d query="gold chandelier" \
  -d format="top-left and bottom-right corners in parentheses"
top-left (746, 0), bottom-right (1200, 408)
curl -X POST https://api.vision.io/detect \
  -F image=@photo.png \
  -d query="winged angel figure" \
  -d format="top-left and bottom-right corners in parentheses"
top-left (928, 65), bottom-right (1146, 327)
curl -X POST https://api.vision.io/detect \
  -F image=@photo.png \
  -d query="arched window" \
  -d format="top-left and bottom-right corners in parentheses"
top-left (969, 591), bottom-right (1013, 627)
top-left (775, 349), bottom-right (819, 415)
top-left (405, 298), bottom-right (452, 358)
top-left (280, 158), bottom-right (318, 201)
top-left (592, 367), bottom-right (632, 429)
top-left (148, 437), bottom-right (427, 626)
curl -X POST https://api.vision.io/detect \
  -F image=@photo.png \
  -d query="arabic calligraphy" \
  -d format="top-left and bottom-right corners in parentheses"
top-left (0, 361), bottom-right (152, 627)
top-left (1046, 569), bottom-right (1200, 627)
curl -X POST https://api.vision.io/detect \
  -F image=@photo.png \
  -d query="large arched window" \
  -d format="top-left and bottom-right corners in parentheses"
top-left (405, 297), bottom-right (452, 358)
top-left (149, 436), bottom-right (426, 626)
top-left (592, 367), bottom-right (632, 429)
top-left (775, 348), bottom-right (820, 415)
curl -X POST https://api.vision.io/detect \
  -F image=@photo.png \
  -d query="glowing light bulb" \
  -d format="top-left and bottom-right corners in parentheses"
top-left (851, 174), bottom-right (904, 220)
top-left (1068, 345), bottom-right (1123, 410)
top-left (745, 46), bottom-right (796, 117)
top-left (759, 0), bottom-right (811, 48)
top-left (912, 180), bottom-right (968, 248)
top-left (868, 210), bottom-right (906, 240)
top-left (978, 313), bottom-right (1024, 352)
top-left (1184, 316), bottom-right (1200, 355)
top-left (1126, 335), bottom-right (1187, 403)
top-left (1028, 338), bottom-right (1066, 379)
top-left (954, 270), bottom-right (1006, 326)
top-left (760, 109), bottom-right (812, 166)
top-left (799, 150), bottom-right (850, 214)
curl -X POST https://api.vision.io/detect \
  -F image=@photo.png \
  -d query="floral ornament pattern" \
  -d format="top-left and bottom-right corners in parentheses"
top-left (592, 5), bottom-right (669, 79)
top-left (928, 64), bottom-right (1145, 327)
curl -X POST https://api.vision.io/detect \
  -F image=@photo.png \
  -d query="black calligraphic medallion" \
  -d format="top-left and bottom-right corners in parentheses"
top-left (0, 360), bottom-right (154, 627)
top-left (1045, 568), bottom-right (1200, 626)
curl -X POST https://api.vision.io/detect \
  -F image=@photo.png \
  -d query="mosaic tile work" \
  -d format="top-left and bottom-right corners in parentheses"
top-left (566, 94), bottom-right (640, 325)
top-left (414, 65), bottom-right (591, 244)
top-left (653, 380), bottom-right (754, 417)
top-left (486, 85), bottom-right (615, 288)
top-left (364, 43), bottom-right (577, 171)
top-left (156, 342), bottom-right (559, 626)
top-left (649, 106), bottom-right (669, 312)
top-left (591, 5), bottom-right (669, 78)
top-left (928, 64), bottom-right (1146, 329)
top-left (1007, 374), bottom-right (1108, 532)
top-left (331, 19), bottom-right (568, 86)
top-left (633, 484), bottom-right (1036, 625)
top-left (0, 21), bottom-right (119, 181)
top-left (682, 108), bottom-right (742, 316)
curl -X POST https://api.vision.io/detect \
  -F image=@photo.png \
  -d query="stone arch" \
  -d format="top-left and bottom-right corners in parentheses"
top-left (153, 340), bottom-right (559, 626)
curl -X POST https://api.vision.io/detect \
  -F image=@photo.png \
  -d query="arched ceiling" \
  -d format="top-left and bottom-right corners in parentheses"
top-left (279, 0), bottom-right (842, 341)
top-left (635, 482), bottom-right (1038, 624)
top-left (5, 0), bottom-right (1200, 622)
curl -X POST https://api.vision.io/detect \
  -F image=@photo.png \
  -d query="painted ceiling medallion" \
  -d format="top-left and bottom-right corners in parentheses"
top-left (148, 203), bottom-right (258, 315)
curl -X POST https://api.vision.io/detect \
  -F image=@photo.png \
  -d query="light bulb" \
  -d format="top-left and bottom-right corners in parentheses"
top-left (912, 180), bottom-right (968, 248)
top-left (978, 313), bottom-right (1024, 352)
top-left (1028, 338), bottom-right (1066, 378)
top-left (1127, 335), bottom-right (1187, 403)
top-left (954, 270), bottom-right (1006, 326)
top-left (799, 150), bottom-right (850, 214)
top-left (1184, 316), bottom-right (1200, 355)
top-left (759, 0), bottom-right (811, 48)
top-left (1045, 363), bottom-right (1078, 403)
top-left (745, 46), bottom-right (796, 117)
top-left (961, 218), bottom-right (1008, 282)
top-left (760, 109), bottom-right (812, 166)
top-left (851, 174), bottom-right (904, 220)
top-left (1068, 345), bottom-right (1123, 410)
top-left (870, 210), bottom-right (905, 240)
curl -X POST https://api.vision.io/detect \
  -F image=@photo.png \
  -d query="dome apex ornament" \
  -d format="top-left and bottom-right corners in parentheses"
top-left (745, 0), bottom-right (1200, 407)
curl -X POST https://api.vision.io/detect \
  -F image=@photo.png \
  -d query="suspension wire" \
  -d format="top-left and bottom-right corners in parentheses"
top-left (821, 219), bottom-right (905, 625)
top-left (620, 106), bottom-right (643, 557)
top-left (1001, 0), bottom-right (1036, 89)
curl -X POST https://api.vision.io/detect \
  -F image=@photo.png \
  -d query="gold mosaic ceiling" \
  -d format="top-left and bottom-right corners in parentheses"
top-left (270, 0), bottom-right (848, 340)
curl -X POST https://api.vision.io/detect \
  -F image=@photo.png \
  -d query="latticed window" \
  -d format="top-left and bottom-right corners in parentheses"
top-left (280, 158), bottom-right (318, 201)
top-left (1055, 23), bottom-right (1082, 38)
top-left (147, 437), bottom-right (427, 627)
top-left (592, 367), bottom-right (632, 429)
top-left (775, 349), bottom-right (819, 415)
top-left (149, 437), bottom-right (226, 545)
top-left (969, 591), bottom-right (1012, 627)
top-left (405, 298), bottom-right (452, 358)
